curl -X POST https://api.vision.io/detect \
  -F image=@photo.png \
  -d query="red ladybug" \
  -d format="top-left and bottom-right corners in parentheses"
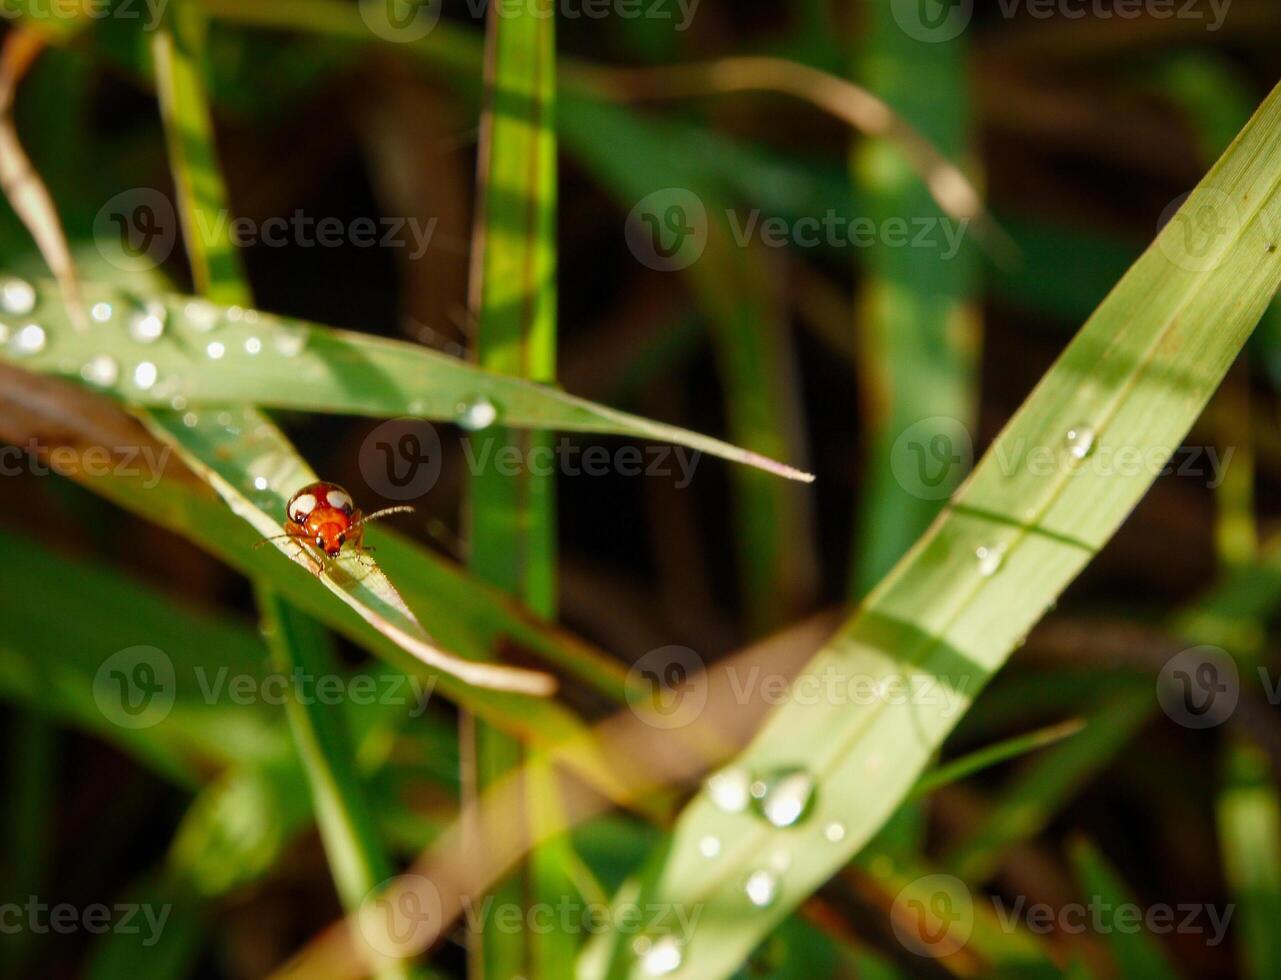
top-left (281, 481), bottom-right (411, 559)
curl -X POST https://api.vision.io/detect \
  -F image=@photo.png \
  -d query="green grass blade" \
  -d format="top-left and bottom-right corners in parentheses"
top-left (1216, 740), bottom-right (1281, 979)
top-left (140, 408), bottom-right (553, 695)
top-left (0, 281), bottom-right (811, 482)
top-left (256, 586), bottom-right (409, 980)
top-left (1069, 838), bottom-right (1179, 980)
top-left (941, 688), bottom-right (1151, 884)
top-left (848, 0), bottom-right (978, 595)
top-left (586, 80), bottom-right (1281, 980)
top-left (152, 1), bottom-right (248, 304)
top-left (910, 718), bottom-right (1086, 799)
top-left (464, 0), bottom-right (577, 976)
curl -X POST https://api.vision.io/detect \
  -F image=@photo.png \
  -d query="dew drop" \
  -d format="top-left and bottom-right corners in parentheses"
top-left (226, 305), bottom-right (245, 322)
top-left (132, 361), bottom-right (158, 390)
top-left (0, 277), bottom-right (37, 315)
top-left (976, 545), bottom-right (1005, 578)
top-left (274, 331), bottom-right (307, 357)
top-left (750, 768), bottom-right (816, 828)
top-left (206, 341), bottom-right (226, 360)
top-left (170, 395), bottom-right (188, 411)
top-left (182, 412), bottom-right (199, 428)
top-left (184, 300), bottom-right (221, 331)
top-left (128, 305), bottom-right (167, 344)
top-left (638, 935), bottom-right (683, 976)
top-left (744, 869), bottom-right (779, 908)
top-left (697, 835), bottom-right (722, 858)
top-left (824, 822), bottom-right (846, 843)
top-left (12, 323), bottom-right (46, 355)
top-left (244, 336), bottom-right (262, 355)
top-left (82, 354), bottom-right (119, 387)
top-left (1065, 424), bottom-right (1096, 460)
top-left (457, 396), bottom-right (498, 432)
top-left (706, 767), bottom-right (751, 814)
top-left (253, 476), bottom-right (270, 491)
top-left (91, 302), bottom-right (114, 323)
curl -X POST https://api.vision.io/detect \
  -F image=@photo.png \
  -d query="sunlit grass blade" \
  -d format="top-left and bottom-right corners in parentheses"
top-left (142, 408), bottom-right (554, 696)
top-left (1216, 740), bottom-right (1281, 979)
top-left (910, 718), bottom-right (1086, 800)
top-left (0, 280), bottom-right (812, 482)
top-left (464, 0), bottom-right (577, 975)
top-left (585, 80), bottom-right (1281, 980)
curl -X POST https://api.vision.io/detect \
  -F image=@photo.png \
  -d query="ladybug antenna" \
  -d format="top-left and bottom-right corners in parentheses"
top-left (351, 505), bottom-right (416, 531)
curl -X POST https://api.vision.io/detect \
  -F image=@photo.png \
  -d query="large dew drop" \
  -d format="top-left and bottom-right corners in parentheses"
top-left (132, 362), bottom-right (159, 391)
top-left (706, 767), bottom-right (751, 814)
top-left (457, 396), bottom-right (499, 432)
top-left (0, 277), bottom-right (37, 315)
top-left (750, 768), bottom-right (816, 828)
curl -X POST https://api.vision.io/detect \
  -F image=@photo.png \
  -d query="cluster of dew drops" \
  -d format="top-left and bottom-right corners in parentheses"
top-left (0, 274), bottom-right (503, 441)
top-left (629, 764), bottom-right (843, 977)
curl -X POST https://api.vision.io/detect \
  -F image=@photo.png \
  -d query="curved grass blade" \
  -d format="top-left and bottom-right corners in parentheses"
top-left (0, 281), bottom-right (812, 483)
top-left (141, 407), bottom-right (554, 696)
top-left (585, 80), bottom-right (1281, 980)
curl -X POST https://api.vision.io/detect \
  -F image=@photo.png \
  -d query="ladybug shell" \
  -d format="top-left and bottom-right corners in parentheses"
top-left (285, 481), bottom-right (361, 557)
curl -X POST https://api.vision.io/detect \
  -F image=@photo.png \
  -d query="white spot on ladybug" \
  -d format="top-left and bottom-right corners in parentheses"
top-left (290, 493), bottom-right (318, 522)
top-left (326, 488), bottom-right (354, 512)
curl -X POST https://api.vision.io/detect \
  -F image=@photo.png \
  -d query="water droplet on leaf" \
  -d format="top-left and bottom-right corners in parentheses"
top-left (457, 396), bottom-right (498, 431)
top-left (12, 323), bottom-right (46, 355)
top-left (706, 767), bottom-right (751, 813)
top-left (744, 869), bottom-right (779, 908)
top-left (82, 354), bottom-right (119, 387)
top-left (697, 836), bottom-right (721, 858)
top-left (638, 935), bottom-right (683, 976)
top-left (132, 361), bottom-right (158, 390)
top-left (206, 341), bottom-right (226, 360)
top-left (750, 768), bottom-right (816, 828)
top-left (976, 545), bottom-right (1005, 578)
top-left (0, 277), bottom-right (37, 315)
top-left (1065, 424), bottom-right (1096, 460)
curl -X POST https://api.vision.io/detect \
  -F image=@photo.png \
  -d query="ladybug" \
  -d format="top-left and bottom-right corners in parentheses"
top-left (280, 481), bottom-right (411, 559)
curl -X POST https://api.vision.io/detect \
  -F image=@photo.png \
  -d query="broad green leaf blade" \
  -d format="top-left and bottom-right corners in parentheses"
top-left (0, 281), bottom-right (811, 482)
top-left (1216, 740), bottom-right (1281, 979)
top-left (140, 407), bottom-right (554, 696)
top-left (587, 80), bottom-right (1281, 980)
